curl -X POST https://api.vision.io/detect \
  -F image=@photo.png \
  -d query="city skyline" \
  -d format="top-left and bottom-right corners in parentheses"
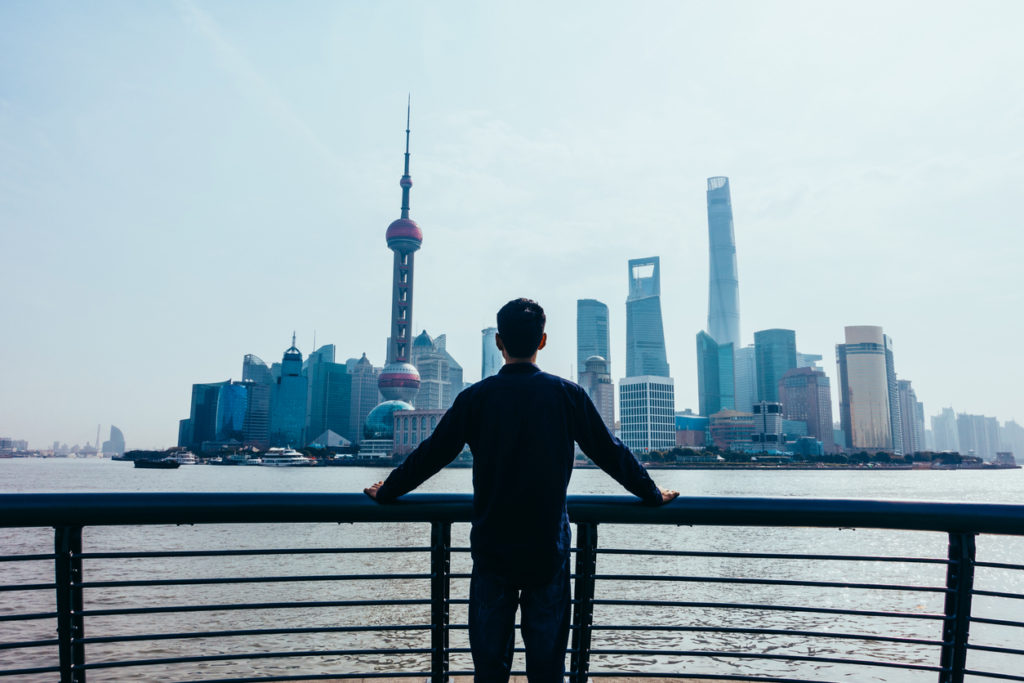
top-left (2, 2), bottom-right (1023, 448)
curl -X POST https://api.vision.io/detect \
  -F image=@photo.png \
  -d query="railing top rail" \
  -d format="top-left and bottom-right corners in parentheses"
top-left (2, 493), bottom-right (1024, 534)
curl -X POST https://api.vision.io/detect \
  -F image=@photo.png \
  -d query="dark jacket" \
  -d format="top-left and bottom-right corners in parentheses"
top-left (375, 362), bottom-right (662, 584)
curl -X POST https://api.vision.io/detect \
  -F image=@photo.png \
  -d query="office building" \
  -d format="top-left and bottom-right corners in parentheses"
top-left (626, 257), bottom-right (669, 377)
top-left (577, 299), bottom-right (610, 379)
top-left (931, 408), bottom-right (960, 452)
top-left (579, 355), bottom-right (614, 429)
top-left (619, 376), bottom-right (675, 453)
top-left (836, 326), bottom-right (894, 451)
top-left (1002, 420), bottom-right (1024, 459)
top-left (269, 335), bottom-right (307, 447)
top-left (347, 354), bottom-right (381, 444)
top-left (377, 104), bottom-right (423, 405)
top-left (241, 381), bottom-right (270, 449)
top-left (884, 335), bottom-right (904, 456)
top-left (481, 327), bottom-right (502, 379)
top-left (754, 329), bottom-right (797, 403)
top-left (733, 345), bottom-right (756, 414)
top-left (706, 176), bottom-right (741, 349)
top-left (412, 331), bottom-right (464, 411)
top-left (778, 367), bottom-right (835, 452)
top-left (305, 344), bottom-right (354, 444)
top-left (696, 331), bottom-right (734, 416)
top-left (393, 408), bottom-right (447, 457)
top-left (242, 354), bottom-right (272, 385)
top-left (752, 401), bottom-right (784, 451)
top-left (957, 413), bottom-right (1000, 460)
top-left (709, 410), bottom-right (755, 451)
top-left (897, 380), bottom-right (925, 455)
top-left (101, 426), bottom-right (125, 457)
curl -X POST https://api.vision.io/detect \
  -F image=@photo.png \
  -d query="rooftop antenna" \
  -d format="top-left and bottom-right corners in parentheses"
top-left (400, 94), bottom-right (412, 219)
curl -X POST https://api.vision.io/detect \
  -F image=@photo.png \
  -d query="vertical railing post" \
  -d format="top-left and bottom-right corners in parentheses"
top-left (939, 531), bottom-right (976, 683)
top-left (430, 521), bottom-right (451, 683)
top-left (570, 522), bottom-right (598, 683)
top-left (55, 526), bottom-right (85, 683)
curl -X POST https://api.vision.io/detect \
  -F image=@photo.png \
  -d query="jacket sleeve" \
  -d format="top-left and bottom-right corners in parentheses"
top-left (374, 390), bottom-right (471, 502)
top-left (572, 386), bottom-right (663, 505)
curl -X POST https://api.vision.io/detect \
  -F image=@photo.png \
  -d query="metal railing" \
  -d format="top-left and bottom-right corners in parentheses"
top-left (2, 492), bottom-right (1024, 682)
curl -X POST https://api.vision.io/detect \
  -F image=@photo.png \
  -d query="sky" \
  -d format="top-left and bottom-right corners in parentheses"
top-left (2, 1), bottom-right (1023, 450)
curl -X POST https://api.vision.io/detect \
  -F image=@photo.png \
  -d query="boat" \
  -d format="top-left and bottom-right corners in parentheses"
top-left (134, 459), bottom-right (180, 469)
top-left (169, 451), bottom-right (197, 465)
top-left (259, 448), bottom-right (313, 467)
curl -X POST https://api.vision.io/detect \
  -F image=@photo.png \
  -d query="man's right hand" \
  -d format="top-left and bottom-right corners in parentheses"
top-left (659, 489), bottom-right (680, 504)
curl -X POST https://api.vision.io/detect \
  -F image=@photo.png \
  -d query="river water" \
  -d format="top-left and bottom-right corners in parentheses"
top-left (2, 458), bottom-right (1023, 681)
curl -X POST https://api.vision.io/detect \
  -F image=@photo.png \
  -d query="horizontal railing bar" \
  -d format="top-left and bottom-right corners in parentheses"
top-left (0, 611), bottom-right (57, 622)
top-left (961, 670), bottom-right (1024, 682)
top-left (81, 599), bottom-right (430, 617)
top-left (597, 547), bottom-right (950, 564)
top-left (592, 573), bottom-right (949, 593)
top-left (0, 665), bottom-right (62, 677)
top-left (0, 582), bottom-right (56, 592)
top-left (590, 624), bottom-right (946, 646)
top-left (966, 643), bottom-right (1024, 656)
top-left (196, 674), bottom-right (429, 683)
top-left (0, 637), bottom-right (59, 650)
top-left (586, 649), bottom-right (945, 672)
top-left (79, 546), bottom-right (430, 559)
top-left (77, 572), bottom-right (429, 589)
top-left (79, 648), bottom-right (434, 671)
top-left (77, 624), bottom-right (430, 645)
top-left (975, 560), bottom-right (1024, 571)
top-left (0, 553), bottom-right (55, 562)
top-left (593, 598), bottom-right (948, 620)
top-left (3, 492), bottom-right (1023, 535)
top-left (970, 616), bottom-right (1024, 628)
top-left (973, 588), bottom-right (1024, 600)
top-left (587, 674), bottom-right (831, 682)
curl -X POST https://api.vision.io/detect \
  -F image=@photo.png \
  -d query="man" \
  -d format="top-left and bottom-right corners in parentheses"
top-left (365, 298), bottom-right (678, 682)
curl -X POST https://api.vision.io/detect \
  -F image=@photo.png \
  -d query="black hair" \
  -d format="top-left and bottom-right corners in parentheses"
top-left (496, 298), bottom-right (546, 358)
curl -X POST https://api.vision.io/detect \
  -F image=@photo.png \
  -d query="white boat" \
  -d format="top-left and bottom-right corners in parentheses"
top-left (259, 448), bottom-right (313, 467)
top-left (170, 451), bottom-right (197, 465)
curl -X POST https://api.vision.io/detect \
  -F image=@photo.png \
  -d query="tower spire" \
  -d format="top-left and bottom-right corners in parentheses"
top-left (292, 331), bottom-right (296, 349)
top-left (400, 94), bottom-right (412, 219)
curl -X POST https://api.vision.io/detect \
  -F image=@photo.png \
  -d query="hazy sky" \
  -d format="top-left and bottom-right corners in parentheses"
top-left (2, 1), bottom-right (1023, 449)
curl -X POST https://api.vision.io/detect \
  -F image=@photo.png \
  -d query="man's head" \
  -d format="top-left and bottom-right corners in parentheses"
top-left (496, 298), bottom-right (547, 362)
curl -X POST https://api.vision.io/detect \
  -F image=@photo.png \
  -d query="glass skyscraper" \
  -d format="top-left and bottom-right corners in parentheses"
top-left (269, 336), bottom-right (307, 447)
top-left (576, 299), bottom-right (610, 379)
top-left (706, 177), bottom-right (740, 349)
top-left (696, 331), bottom-right (734, 416)
top-left (481, 327), bottom-right (502, 379)
top-left (754, 329), bottom-right (797, 403)
top-left (836, 326), bottom-right (893, 451)
top-left (625, 257), bottom-right (669, 378)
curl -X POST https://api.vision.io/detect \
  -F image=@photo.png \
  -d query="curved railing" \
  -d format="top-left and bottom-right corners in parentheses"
top-left (1, 493), bottom-right (1023, 682)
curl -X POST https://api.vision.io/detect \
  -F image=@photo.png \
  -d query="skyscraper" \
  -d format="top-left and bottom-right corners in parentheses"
top-left (101, 425), bottom-right (125, 457)
top-left (619, 376), bottom-right (675, 453)
top-left (625, 257), bottom-right (669, 378)
top-left (884, 335), bottom-right (904, 456)
top-left (269, 334), bottom-right (307, 447)
top-left (733, 345), bottom-right (757, 414)
top-left (706, 176), bottom-right (740, 349)
top-left (481, 327), bottom-right (502, 379)
top-left (305, 344), bottom-right (353, 444)
top-left (836, 326), bottom-right (893, 451)
top-left (242, 354), bottom-right (272, 385)
top-left (931, 407), bottom-right (960, 452)
top-left (347, 354), bottom-right (381, 444)
top-left (696, 331), bottom-right (734, 416)
top-left (577, 299), bottom-right (610, 379)
top-left (377, 103), bottom-right (422, 405)
top-left (754, 329), bottom-right (797, 403)
top-left (897, 379), bottom-right (924, 456)
top-left (778, 367), bottom-right (835, 452)
top-left (579, 355), bottom-right (614, 429)
top-left (412, 331), bottom-right (463, 410)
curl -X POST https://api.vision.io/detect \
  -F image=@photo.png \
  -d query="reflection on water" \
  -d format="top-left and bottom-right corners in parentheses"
top-left (2, 459), bottom-right (1023, 681)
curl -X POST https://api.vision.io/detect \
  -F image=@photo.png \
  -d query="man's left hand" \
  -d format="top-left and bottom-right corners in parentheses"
top-left (364, 481), bottom-right (383, 500)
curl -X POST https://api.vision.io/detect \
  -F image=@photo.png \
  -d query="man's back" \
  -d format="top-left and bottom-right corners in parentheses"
top-left (375, 362), bottom-right (661, 584)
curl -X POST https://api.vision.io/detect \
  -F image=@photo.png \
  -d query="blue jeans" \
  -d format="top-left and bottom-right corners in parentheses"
top-left (468, 556), bottom-right (571, 682)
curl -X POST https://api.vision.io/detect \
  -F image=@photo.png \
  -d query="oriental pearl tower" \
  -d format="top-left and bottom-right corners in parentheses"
top-left (377, 102), bottom-right (422, 404)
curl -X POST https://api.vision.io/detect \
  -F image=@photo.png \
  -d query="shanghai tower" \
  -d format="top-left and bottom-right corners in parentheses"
top-left (706, 176), bottom-right (740, 348)
top-left (377, 103), bottom-right (422, 404)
